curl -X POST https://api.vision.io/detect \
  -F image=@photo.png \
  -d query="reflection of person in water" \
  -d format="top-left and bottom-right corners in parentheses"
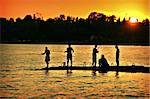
top-left (66, 70), bottom-right (73, 77)
top-left (45, 69), bottom-right (49, 76)
top-left (92, 70), bottom-right (97, 77)
top-left (42, 47), bottom-right (50, 68)
top-left (115, 69), bottom-right (119, 78)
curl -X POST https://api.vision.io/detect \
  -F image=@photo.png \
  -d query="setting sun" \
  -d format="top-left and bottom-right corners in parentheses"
top-left (129, 17), bottom-right (138, 23)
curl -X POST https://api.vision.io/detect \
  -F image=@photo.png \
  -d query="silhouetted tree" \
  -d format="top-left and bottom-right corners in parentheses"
top-left (122, 18), bottom-right (126, 24)
top-left (16, 17), bottom-right (22, 22)
top-left (142, 19), bottom-right (149, 26)
top-left (0, 12), bottom-right (149, 45)
top-left (107, 15), bottom-right (116, 23)
top-left (9, 18), bottom-right (14, 23)
top-left (117, 17), bottom-right (121, 23)
top-left (60, 14), bottom-right (65, 21)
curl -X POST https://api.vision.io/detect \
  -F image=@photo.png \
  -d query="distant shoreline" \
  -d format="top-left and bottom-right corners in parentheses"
top-left (0, 42), bottom-right (149, 46)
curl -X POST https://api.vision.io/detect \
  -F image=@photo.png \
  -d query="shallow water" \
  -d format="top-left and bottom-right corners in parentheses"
top-left (0, 44), bottom-right (149, 68)
top-left (0, 44), bottom-right (150, 98)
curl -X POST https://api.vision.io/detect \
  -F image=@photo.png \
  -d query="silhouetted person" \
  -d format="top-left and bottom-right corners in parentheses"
top-left (115, 45), bottom-right (120, 67)
top-left (65, 44), bottom-right (74, 70)
top-left (99, 55), bottom-right (109, 72)
top-left (42, 47), bottom-right (50, 69)
top-left (92, 45), bottom-right (99, 67)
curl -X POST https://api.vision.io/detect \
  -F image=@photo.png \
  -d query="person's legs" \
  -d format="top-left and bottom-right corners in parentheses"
top-left (66, 60), bottom-right (69, 72)
top-left (93, 58), bottom-right (96, 66)
top-left (46, 61), bottom-right (49, 68)
top-left (117, 60), bottom-right (119, 66)
top-left (70, 55), bottom-right (72, 66)
top-left (93, 55), bottom-right (96, 66)
top-left (116, 58), bottom-right (119, 66)
top-left (67, 55), bottom-right (69, 66)
top-left (67, 59), bottom-right (69, 66)
top-left (95, 56), bottom-right (97, 66)
top-left (45, 56), bottom-right (50, 69)
top-left (70, 57), bottom-right (73, 71)
top-left (116, 56), bottom-right (119, 66)
top-left (92, 57), bottom-right (95, 66)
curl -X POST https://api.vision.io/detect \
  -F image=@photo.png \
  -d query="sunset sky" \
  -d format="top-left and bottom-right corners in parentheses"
top-left (0, 0), bottom-right (149, 21)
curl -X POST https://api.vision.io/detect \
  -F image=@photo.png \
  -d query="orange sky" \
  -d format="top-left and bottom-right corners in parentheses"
top-left (0, 0), bottom-right (149, 21)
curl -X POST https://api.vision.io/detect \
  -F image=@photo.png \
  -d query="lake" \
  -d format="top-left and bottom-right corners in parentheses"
top-left (0, 44), bottom-right (149, 98)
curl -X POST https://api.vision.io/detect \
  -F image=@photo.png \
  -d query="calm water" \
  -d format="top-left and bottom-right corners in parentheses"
top-left (0, 44), bottom-right (150, 98)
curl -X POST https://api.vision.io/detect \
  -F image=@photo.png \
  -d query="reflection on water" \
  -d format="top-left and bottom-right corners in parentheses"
top-left (0, 44), bottom-right (149, 98)
top-left (115, 70), bottom-right (119, 78)
top-left (45, 69), bottom-right (49, 76)
top-left (0, 70), bottom-right (149, 98)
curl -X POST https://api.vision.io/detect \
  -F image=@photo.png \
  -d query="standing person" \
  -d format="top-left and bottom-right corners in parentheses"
top-left (115, 45), bottom-right (120, 67)
top-left (92, 45), bottom-right (99, 67)
top-left (65, 44), bottom-right (74, 69)
top-left (42, 47), bottom-right (50, 69)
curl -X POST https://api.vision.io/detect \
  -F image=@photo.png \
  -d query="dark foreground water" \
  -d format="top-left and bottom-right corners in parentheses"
top-left (0, 44), bottom-right (149, 98)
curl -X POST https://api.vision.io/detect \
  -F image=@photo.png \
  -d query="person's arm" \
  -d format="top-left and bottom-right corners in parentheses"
top-left (72, 48), bottom-right (74, 53)
top-left (42, 50), bottom-right (46, 55)
top-left (64, 48), bottom-right (67, 53)
top-left (96, 49), bottom-right (99, 53)
top-left (42, 53), bottom-right (45, 55)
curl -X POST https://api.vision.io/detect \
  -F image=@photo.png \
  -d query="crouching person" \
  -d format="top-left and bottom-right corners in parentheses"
top-left (99, 55), bottom-right (109, 72)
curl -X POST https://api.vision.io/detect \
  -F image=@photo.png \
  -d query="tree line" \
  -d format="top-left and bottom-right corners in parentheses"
top-left (0, 12), bottom-right (149, 45)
